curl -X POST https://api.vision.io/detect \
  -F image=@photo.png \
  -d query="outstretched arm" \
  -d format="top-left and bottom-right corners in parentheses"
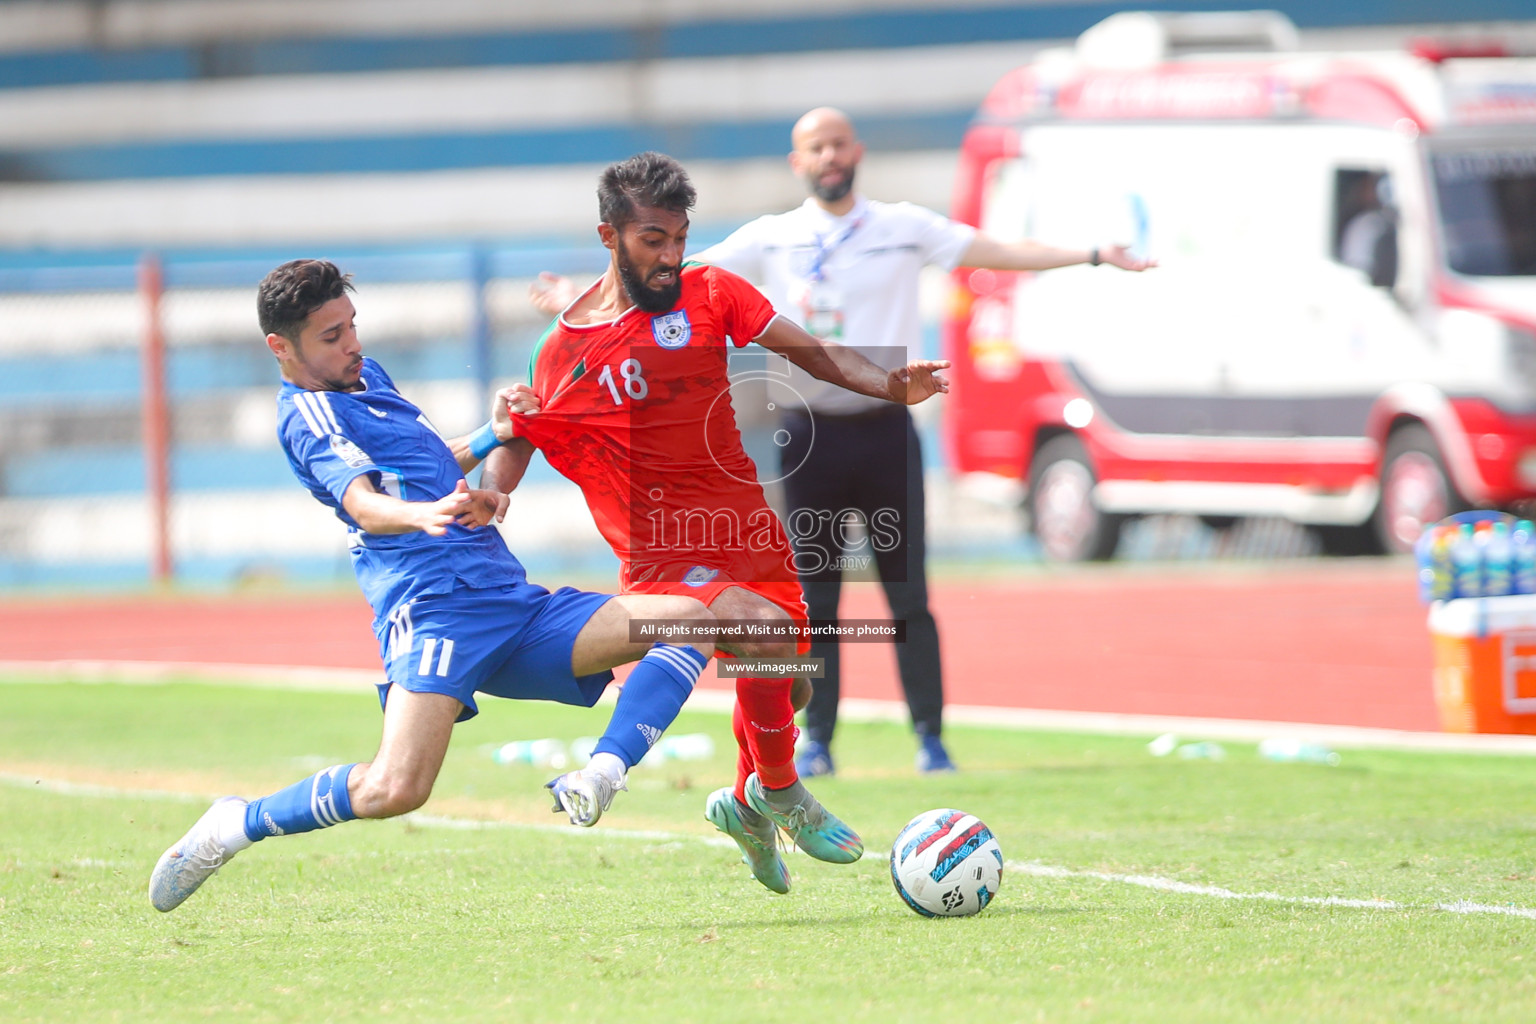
top-left (481, 439), bottom-right (536, 495)
top-left (342, 477), bottom-right (492, 536)
top-left (754, 316), bottom-right (949, 405)
top-left (445, 430), bottom-right (500, 473)
top-left (959, 234), bottom-right (1156, 273)
top-left (480, 383), bottom-right (541, 495)
top-left (445, 380), bottom-right (544, 474)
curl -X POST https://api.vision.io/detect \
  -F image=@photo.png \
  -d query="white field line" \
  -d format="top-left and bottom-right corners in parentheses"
top-left (1009, 861), bottom-right (1536, 920)
top-left (5, 771), bottom-right (1534, 921)
top-left (7, 658), bottom-right (1536, 756)
top-left (0, 771), bottom-right (206, 803)
top-left (405, 812), bottom-right (736, 848)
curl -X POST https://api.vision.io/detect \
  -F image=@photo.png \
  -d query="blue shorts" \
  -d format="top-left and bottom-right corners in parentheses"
top-left (374, 583), bottom-right (614, 722)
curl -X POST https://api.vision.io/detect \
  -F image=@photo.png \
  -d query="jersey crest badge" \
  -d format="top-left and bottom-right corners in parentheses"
top-left (651, 310), bottom-right (691, 349)
top-left (682, 565), bottom-right (719, 587)
top-left (328, 433), bottom-right (373, 469)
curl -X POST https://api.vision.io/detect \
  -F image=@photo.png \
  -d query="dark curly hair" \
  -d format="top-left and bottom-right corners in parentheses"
top-left (257, 259), bottom-right (354, 341)
top-left (597, 152), bottom-right (696, 230)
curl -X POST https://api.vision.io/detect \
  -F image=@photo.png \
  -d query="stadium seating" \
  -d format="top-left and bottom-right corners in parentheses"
top-left (0, 0), bottom-right (1527, 585)
top-left (0, 0), bottom-right (1065, 249)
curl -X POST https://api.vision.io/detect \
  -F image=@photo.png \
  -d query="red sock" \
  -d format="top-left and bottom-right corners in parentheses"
top-left (736, 676), bottom-right (798, 790)
top-left (732, 700), bottom-right (754, 804)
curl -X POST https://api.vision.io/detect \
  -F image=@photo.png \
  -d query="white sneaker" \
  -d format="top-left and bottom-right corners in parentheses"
top-left (148, 797), bottom-right (247, 912)
top-left (545, 769), bottom-right (625, 827)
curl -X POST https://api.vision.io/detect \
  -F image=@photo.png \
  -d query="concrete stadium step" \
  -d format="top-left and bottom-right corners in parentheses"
top-left (0, 2), bottom-right (1074, 89)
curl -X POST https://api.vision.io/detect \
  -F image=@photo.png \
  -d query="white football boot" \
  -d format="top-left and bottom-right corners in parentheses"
top-left (148, 796), bottom-right (248, 912)
top-left (705, 787), bottom-right (790, 894)
top-left (545, 769), bottom-right (626, 827)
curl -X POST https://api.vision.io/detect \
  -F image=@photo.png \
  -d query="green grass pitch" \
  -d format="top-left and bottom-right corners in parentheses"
top-left (3, 675), bottom-right (1536, 1023)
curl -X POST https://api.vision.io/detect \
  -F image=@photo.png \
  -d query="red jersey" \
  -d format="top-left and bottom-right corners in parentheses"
top-left (516, 264), bottom-right (798, 584)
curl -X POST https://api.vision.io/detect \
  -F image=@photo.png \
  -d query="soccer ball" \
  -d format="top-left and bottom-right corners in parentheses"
top-left (890, 808), bottom-right (1003, 917)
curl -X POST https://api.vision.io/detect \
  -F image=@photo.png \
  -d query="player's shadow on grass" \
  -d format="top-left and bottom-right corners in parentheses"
top-left (987, 903), bottom-right (1091, 918)
top-left (657, 903), bottom-right (1089, 933)
top-left (633, 914), bottom-right (881, 934)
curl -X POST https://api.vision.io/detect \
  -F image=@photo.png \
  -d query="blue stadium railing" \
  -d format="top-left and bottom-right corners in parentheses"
top-left (0, 240), bottom-right (622, 588)
top-left (0, 112), bottom-right (975, 183)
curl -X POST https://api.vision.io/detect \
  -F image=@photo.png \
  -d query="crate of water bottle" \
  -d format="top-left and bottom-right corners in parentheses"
top-left (1415, 511), bottom-right (1536, 603)
top-left (1427, 590), bottom-right (1536, 734)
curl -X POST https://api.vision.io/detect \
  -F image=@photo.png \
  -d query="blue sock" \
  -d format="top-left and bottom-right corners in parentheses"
top-left (594, 644), bottom-right (706, 768)
top-left (244, 764), bottom-right (357, 843)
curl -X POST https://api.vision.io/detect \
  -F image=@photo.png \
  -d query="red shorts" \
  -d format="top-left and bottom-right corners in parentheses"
top-left (622, 553), bottom-right (810, 657)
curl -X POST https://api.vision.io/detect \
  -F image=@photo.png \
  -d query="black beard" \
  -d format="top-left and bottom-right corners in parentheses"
top-left (618, 256), bottom-right (682, 313)
top-left (810, 167), bottom-right (856, 203)
top-left (311, 356), bottom-right (365, 392)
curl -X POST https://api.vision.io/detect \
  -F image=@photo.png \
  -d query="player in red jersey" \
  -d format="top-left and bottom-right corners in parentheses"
top-left (482, 152), bottom-right (949, 893)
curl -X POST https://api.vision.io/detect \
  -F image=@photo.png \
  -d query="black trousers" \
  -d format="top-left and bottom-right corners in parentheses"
top-left (779, 406), bottom-right (944, 744)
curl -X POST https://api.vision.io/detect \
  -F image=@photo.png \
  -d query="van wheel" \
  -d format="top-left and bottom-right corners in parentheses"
top-left (1028, 434), bottom-right (1123, 562)
top-left (1373, 425), bottom-right (1463, 554)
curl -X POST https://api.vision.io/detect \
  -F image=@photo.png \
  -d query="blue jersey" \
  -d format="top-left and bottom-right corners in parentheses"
top-left (276, 357), bottom-right (525, 626)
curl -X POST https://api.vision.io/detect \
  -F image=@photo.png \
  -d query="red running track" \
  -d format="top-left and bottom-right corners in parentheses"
top-left (0, 561), bottom-right (1437, 731)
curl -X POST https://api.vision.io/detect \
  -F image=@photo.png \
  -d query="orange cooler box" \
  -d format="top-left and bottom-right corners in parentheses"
top-left (1429, 595), bottom-right (1536, 734)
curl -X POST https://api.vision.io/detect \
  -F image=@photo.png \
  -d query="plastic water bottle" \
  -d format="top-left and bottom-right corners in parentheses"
top-left (1175, 741), bottom-right (1226, 761)
top-left (1416, 524), bottom-right (1454, 603)
top-left (1430, 526), bottom-right (1455, 600)
top-left (1514, 519), bottom-right (1536, 595)
top-left (636, 732), bottom-right (716, 766)
top-left (492, 738), bottom-right (568, 769)
top-left (1483, 521), bottom-right (1513, 597)
top-left (1258, 737), bottom-right (1341, 766)
top-left (1414, 526), bottom-right (1434, 602)
top-left (569, 736), bottom-right (599, 763)
top-left (1451, 522), bottom-right (1481, 598)
top-left (1146, 732), bottom-right (1179, 757)
top-left (656, 733), bottom-right (715, 761)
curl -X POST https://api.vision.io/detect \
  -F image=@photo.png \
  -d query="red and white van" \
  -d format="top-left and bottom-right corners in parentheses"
top-left (945, 11), bottom-right (1536, 559)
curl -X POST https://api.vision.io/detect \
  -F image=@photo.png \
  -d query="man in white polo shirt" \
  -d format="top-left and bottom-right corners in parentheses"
top-left (703, 107), bottom-right (1155, 777)
top-left (531, 108), bottom-right (1152, 775)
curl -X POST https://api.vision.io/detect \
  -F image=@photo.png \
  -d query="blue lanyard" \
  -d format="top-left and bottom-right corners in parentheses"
top-left (807, 216), bottom-right (864, 283)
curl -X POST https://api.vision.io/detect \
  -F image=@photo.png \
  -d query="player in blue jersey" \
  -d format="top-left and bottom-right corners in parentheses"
top-left (149, 259), bottom-right (718, 913)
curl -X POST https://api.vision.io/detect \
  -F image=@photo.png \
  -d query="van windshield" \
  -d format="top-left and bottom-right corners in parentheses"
top-left (1430, 145), bottom-right (1536, 276)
